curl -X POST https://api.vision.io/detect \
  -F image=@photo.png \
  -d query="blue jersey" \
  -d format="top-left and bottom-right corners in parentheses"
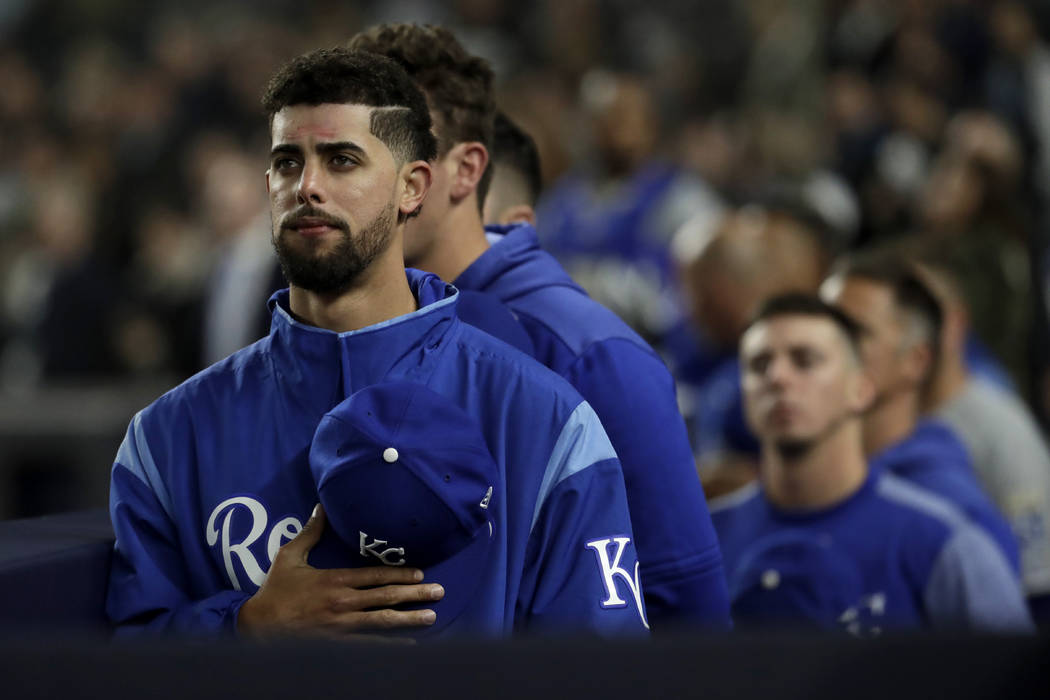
top-left (107, 269), bottom-right (648, 638)
top-left (455, 223), bottom-right (730, 628)
top-left (711, 473), bottom-right (1032, 632)
top-left (870, 420), bottom-right (1021, 573)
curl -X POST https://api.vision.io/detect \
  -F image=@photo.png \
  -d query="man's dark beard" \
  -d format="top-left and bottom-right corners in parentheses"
top-left (272, 202), bottom-right (394, 295)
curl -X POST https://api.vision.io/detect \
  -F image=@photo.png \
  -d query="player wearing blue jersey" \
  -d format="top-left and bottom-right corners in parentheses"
top-left (106, 48), bottom-right (647, 639)
top-left (712, 293), bottom-right (1030, 632)
top-left (348, 23), bottom-right (729, 629)
top-left (820, 252), bottom-right (1020, 570)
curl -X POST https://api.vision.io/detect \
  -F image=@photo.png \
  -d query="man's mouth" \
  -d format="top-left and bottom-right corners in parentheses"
top-left (286, 217), bottom-right (341, 237)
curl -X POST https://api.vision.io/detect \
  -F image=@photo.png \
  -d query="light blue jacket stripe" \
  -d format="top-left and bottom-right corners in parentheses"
top-left (925, 527), bottom-right (1033, 631)
top-left (530, 400), bottom-right (618, 533)
top-left (876, 473), bottom-right (968, 528)
top-left (115, 412), bottom-right (175, 521)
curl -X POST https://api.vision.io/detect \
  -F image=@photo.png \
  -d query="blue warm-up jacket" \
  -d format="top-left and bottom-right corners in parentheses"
top-left (455, 223), bottom-right (730, 628)
top-left (712, 472), bottom-right (1031, 632)
top-left (107, 270), bottom-right (648, 638)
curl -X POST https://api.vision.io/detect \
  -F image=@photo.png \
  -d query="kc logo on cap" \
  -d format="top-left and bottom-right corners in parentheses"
top-left (307, 381), bottom-right (499, 634)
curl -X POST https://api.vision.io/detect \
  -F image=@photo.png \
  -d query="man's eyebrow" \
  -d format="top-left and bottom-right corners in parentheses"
top-left (269, 142), bottom-right (368, 158)
top-left (270, 144), bottom-right (303, 158)
top-left (316, 141), bottom-right (367, 158)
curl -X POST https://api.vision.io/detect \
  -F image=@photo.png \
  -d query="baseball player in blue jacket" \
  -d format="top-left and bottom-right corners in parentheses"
top-left (712, 293), bottom-right (1031, 632)
top-left (348, 23), bottom-right (730, 630)
top-left (106, 48), bottom-right (647, 639)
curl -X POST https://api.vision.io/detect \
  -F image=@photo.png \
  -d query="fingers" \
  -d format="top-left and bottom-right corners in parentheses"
top-left (328, 583), bottom-right (444, 612)
top-left (283, 503), bottom-right (326, 562)
top-left (337, 607), bottom-right (438, 630)
top-left (326, 565), bottom-right (426, 588)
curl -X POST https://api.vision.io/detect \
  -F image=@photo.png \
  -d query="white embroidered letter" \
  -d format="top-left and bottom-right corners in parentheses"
top-left (206, 496), bottom-right (269, 591)
top-left (586, 536), bottom-right (649, 629)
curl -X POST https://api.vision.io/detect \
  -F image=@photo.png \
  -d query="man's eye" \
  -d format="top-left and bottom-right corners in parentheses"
top-left (273, 158), bottom-right (299, 171)
top-left (331, 154), bottom-right (357, 167)
top-left (793, 351), bottom-right (819, 369)
top-left (748, 356), bottom-right (770, 374)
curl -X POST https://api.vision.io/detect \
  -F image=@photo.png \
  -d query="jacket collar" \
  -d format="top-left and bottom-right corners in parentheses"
top-left (454, 223), bottom-right (584, 300)
top-left (266, 268), bottom-right (460, 406)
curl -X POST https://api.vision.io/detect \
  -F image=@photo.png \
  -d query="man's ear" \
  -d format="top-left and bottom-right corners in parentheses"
top-left (900, 341), bottom-right (934, 387)
top-left (447, 141), bottom-right (489, 202)
top-left (399, 160), bottom-right (432, 218)
top-left (265, 169), bottom-right (271, 194)
top-left (849, 369), bottom-right (877, 414)
top-left (498, 204), bottom-right (537, 227)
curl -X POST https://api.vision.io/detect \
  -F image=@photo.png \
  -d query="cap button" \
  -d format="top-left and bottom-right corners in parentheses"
top-left (383, 447), bottom-right (399, 463)
top-left (761, 569), bottom-right (780, 590)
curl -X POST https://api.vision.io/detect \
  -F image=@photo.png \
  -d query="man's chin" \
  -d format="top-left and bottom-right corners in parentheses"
top-left (772, 436), bottom-right (813, 460)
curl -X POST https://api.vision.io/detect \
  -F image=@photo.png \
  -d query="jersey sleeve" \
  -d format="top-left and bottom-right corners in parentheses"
top-left (107, 415), bottom-right (250, 636)
top-left (566, 339), bottom-right (731, 628)
top-left (923, 523), bottom-right (1034, 632)
top-left (515, 401), bottom-right (650, 636)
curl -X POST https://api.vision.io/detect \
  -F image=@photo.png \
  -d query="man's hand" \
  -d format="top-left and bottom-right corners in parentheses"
top-left (237, 504), bottom-right (444, 638)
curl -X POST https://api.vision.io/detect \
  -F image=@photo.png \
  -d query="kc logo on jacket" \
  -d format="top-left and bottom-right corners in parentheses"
top-left (586, 536), bottom-right (649, 629)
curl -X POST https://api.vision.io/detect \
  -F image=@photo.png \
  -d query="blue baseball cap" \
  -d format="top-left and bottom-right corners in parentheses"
top-left (729, 531), bottom-right (866, 630)
top-left (307, 381), bottom-right (498, 635)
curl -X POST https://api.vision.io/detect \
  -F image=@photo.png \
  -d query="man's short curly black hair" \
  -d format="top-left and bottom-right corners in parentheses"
top-left (261, 47), bottom-right (437, 166)
top-left (347, 24), bottom-right (496, 206)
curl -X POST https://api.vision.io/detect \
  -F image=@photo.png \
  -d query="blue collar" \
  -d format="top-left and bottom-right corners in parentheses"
top-left (265, 268), bottom-right (461, 400)
top-left (455, 222), bottom-right (583, 298)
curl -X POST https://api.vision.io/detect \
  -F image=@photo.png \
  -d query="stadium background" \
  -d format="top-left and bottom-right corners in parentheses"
top-left (1, 0), bottom-right (1050, 521)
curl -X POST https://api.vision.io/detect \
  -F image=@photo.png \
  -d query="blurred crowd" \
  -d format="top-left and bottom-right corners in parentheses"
top-left (5, 2), bottom-right (1050, 496)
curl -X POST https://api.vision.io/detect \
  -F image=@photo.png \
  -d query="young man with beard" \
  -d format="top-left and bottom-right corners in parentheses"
top-left (106, 48), bottom-right (647, 638)
top-left (819, 253), bottom-right (1020, 573)
top-left (711, 294), bottom-right (1030, 632)
top-left (348, 23), bottom-right (729, 631)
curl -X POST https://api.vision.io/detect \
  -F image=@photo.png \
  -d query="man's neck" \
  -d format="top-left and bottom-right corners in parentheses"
top-left (862, 389), bottom-right (920, 456)
top-left (413, 199), bottom-right (491, 282)
top-left (287, 252), bottom-right (417, 333)
top-left (762, 423), bottom-right (869, 510)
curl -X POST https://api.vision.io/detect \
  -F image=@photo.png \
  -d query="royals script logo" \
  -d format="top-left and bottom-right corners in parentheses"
top-left (205, 496), bottom-right (303, 591)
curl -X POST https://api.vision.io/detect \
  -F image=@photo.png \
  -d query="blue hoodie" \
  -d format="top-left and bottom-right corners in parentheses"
top-left (870, 420), bottom-right (1021, 573)
top-left (455, 223), bottom-right (730, 628)
top-left (107, 270), bottom-right (648, 638)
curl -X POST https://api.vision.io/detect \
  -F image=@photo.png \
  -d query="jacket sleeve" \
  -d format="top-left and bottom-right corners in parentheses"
top-left (107, 414), bottom-right (251, 636)
top-left (923, 523), bottom-right (1034, 632)
top-left (566, 339), bottom-right (731, 629)
top-left (515, 401), bottom-right (650, 636)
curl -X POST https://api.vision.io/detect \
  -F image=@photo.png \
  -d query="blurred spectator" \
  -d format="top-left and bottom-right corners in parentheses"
top-left (917, 258), bottom-right (1050, 615)
top-left (673, 201), bottom-right (831, 495)
top-left (711, 293), bottom-right (1031, 633)
top-left (821, 250), bottom-right (1021, 572)
top-left (916, 111), bottom-right (1034, 398)
top-left (196, 141), bottom-right (282, 365)
top-left (536, 70), bottom-right (723, 344)
top-left (0, 173), bottom-right (121, 388)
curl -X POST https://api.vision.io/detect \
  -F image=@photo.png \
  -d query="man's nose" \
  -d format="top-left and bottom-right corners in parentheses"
top-left (764, 356), bottom-right (792, 388)
top-left (296, 163), bottom-right (326, 204)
